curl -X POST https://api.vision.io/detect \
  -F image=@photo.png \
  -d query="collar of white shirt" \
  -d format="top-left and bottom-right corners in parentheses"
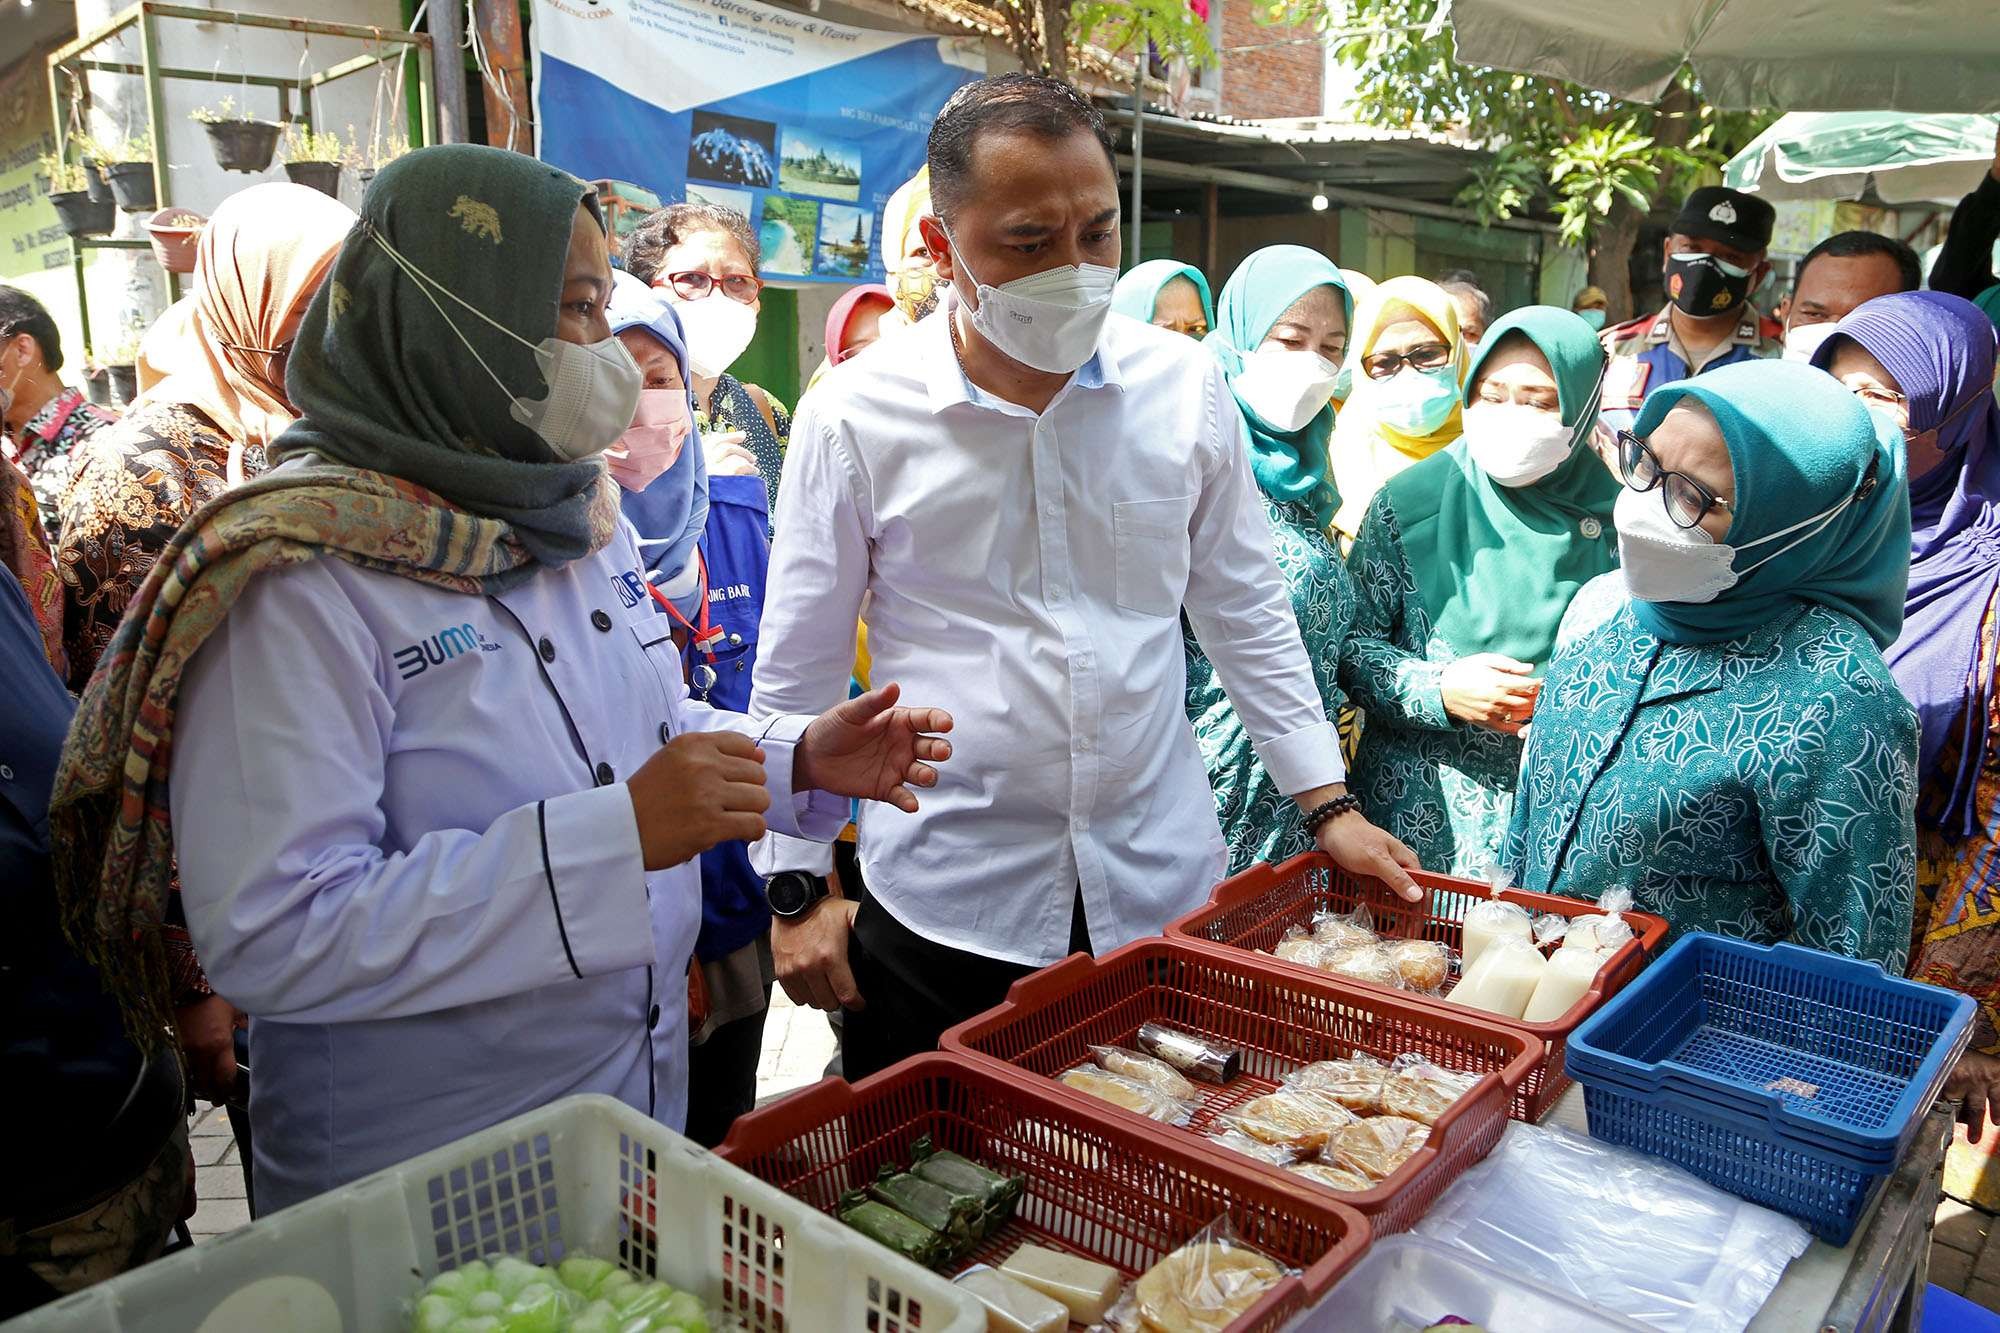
top-left (921, 302), bottom-right (1123, 416)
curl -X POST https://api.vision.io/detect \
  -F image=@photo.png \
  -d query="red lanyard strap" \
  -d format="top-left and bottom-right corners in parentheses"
top-left (645, 550), bottom-right (724, 659)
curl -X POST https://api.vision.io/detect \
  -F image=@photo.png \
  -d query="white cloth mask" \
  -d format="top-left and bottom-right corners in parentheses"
top-left (1783, 320), bottom-right (1840, 364)
top-left (1233, 348), bottom-right (1340, 432)
top-left (671, 292), bottom-right (759, 381)
top-left (945, 225), bottom-right (1117, 375)
top-left (1462, 401), bottom-right (1577, 487)
top-left (1615, 479), bottom-right (1867, 605)
top-left (369, 228), bottom-right (641, 461)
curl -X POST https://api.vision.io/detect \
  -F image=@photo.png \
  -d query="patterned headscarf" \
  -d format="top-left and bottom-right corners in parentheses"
top-left (134, 183), bottom-right (355, 480)
top-left (51, 145), bottom-right (623, 1048)
top-left (0, 453), bottom-right (63, 674)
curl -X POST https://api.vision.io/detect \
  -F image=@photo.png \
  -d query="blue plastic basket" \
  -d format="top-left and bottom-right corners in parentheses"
top-left (1567, 933), bottom-right (1973, 1243)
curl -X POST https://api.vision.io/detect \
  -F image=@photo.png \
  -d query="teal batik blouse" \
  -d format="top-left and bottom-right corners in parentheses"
top-left (1340, 490), bottom-right (1542, 875)
top-left (1186, 495), bottom-right (1355, 874)
top-left (1506, 598), bottom-right (1919, 969)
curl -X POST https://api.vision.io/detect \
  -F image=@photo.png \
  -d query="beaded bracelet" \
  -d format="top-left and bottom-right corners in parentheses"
top-left (1302, 792), bottom-right (1363, 836)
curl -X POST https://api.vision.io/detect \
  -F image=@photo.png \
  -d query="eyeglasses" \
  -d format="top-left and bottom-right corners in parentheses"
top-left (1361, 342), bottom-right (1452, 381)
top-left (661, 270), bottom-right (764, 305)
top-left (1849, 385), bottom-right (1908, 411)
top-left (1617, 430), bottom-right (1735, 529)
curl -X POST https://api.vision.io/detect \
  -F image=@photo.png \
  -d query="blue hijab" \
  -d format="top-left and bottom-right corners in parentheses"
top-left (609, 281), bottom-right (709, 615)
top-left (1112, 260), bottom-right (1214, 327)
top-left (1818, 292), bottom-right (2000, 834)
top-left (1630, 360), bottom-right (1910, 651)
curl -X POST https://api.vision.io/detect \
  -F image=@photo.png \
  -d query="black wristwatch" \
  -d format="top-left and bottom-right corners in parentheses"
top-left (765, 870), bottom-right (831, 921)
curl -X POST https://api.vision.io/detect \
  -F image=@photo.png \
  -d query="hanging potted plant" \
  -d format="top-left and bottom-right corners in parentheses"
top-left (192, 96), bottom-right (281, 173)
top-left (280, 123), bottom-right (349, 197)
top-left (42, 152), bottom-right (114, 237)
top-left (355, 129), bottom-right (409, 191)
top-left (104, 337), bottom-right (142, 407)
top-left (70, 132), bottom-right (113, 204)
top-left (103, 130), bottom-right (157, 211)
top-left (145, 207), bottom-right (206, 273)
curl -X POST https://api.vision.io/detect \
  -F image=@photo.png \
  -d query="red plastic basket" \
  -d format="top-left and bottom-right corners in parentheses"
top-left (715, 1052), bottom-right (1370, 1333)
top-left (1166, 853), bottom-right (1669, 1121)
top-left (941, 938), bottom-right (1542, 1235)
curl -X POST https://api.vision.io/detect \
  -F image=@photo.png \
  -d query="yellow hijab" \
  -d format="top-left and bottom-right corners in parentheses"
top-left (879, 167), bottom-right (935, 332)
top-left (1330, 275), bottom-right (1466, 540)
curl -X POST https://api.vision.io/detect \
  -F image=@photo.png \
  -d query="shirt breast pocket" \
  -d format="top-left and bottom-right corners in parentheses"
top-left (1112, 495), bottom-right (1195, 617)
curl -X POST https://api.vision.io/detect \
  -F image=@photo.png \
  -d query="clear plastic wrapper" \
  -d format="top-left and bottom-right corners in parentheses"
top-left (1311, 902), bottom-right (1378, 951)
top-left (1326, 1114), bottom-right (1431, 1180)
top-left (1092, 1215), bottom-right (1293, 1333)
top-left (1386, 937), bottom-right (1452, 992)
top-left (1448, 935), bottom-right (1547, 1018)
top-left (1202, 1126), bottom-right (1299, 1168)
top-left (1228, 1087), bottom-right (1358, 1150)
top-left (1320, 942), bottom-right (1403, 988)
top-left (1460, 898), bottom-right (1534, 970)
top-left (1271, 933), bottom-right (1329, 969)
top-left (1382, 1057), bottom-right (1478, 1126)
top-left (1415, 1122), bottom-right (1810, 1333)
top-left (1286, 1160), bottom-right (1374, 1193)
top-left (1060, 1065), bottom-right (1196, 1124)
top-left (1284, 1056), bottom-right (1390, 1114)
top-left (955, 1263), bottom-right (1070, 1333)
top-left (1092, 1044), bottom-right (1199, 1101)
top-left (1002, 1245), bottom-right (1125, 1324)
top-left (1522, 946), bottom-right (1604, 1023)
top-left (1136, 1022), bottom-right (1242, 1084)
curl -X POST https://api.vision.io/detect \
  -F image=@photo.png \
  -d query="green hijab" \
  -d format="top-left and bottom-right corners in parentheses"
top-left (1976, 282), bottom-right (2000, 335)
top-left (1112, 259), bottom-right (1214, 327)
top-left (275, 144), bottom-right (617, 585)
top-left (1386, 306), bottom-right (1620, 668)
top-left (1630, 359), bottom-right (1911, 649)
top-left (1204, 245), bottom-right (1350, 529)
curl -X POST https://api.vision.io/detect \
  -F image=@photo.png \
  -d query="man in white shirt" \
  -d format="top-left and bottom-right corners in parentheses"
top-left (752, 73), bottom-right (1418, 1079)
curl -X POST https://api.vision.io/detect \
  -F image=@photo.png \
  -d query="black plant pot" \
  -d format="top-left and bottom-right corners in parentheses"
top-left (282, 160), bottom-right (342, 197)
top-left (106, 161), bottom-right (157, 211)
top-left (84, 367), bottom-right (113, 408)
top-left (51, 189), bottom-right (115, 238)
top-left (203, 119), bottom-right (281, 173)
top-left (84, 163), bottom-right (112, 204)
top-left (106, 364), bottom-right (138, 407)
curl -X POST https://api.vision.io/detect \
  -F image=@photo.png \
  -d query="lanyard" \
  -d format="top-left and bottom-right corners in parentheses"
top-left (646, 549), bottom-right (727, 660)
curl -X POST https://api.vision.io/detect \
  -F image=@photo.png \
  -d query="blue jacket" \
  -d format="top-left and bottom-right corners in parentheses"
top-left (691, 474), bottom-right (773, 961)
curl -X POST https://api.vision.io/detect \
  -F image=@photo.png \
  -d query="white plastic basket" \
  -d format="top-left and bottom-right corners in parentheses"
top-left (8, 1094), bottom-right (981, 1333)
top-left (1295, 1235), bottom-right (1647, 1332)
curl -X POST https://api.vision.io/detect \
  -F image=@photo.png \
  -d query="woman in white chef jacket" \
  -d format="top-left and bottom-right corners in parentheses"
top-left (49, 146), bottom-right (951, 1214)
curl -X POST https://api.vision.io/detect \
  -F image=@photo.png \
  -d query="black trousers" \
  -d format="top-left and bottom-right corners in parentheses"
top-left (842, 889), bottom-right (1090, 1083)
top-left (683, 1003), bottom-right (771, 1148)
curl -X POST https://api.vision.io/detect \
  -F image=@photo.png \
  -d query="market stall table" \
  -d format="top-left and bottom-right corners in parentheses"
top-left (1540, 1084), bottom-right (1956, 1333)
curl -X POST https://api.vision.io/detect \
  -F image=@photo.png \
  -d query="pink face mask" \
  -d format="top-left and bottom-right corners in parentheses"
top-left (606, 389), bottom-right (691, 492)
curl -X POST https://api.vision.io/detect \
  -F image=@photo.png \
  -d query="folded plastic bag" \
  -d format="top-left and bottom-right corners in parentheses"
top-left (1414, 1122), bottom-right (1810, 1333)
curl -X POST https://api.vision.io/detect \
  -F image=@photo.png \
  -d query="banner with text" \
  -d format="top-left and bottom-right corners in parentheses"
top-left (532, 0), bottom-right (981, 284)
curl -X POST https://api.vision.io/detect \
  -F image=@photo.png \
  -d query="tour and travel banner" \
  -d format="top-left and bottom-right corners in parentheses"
top-left (532, 0), bottom-right (983, 284)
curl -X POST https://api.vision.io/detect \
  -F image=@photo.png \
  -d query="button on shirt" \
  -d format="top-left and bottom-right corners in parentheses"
top-left (169, 525), bottom-right (844, 1213)
top-left (751, 312), bottom-right (1344, 967)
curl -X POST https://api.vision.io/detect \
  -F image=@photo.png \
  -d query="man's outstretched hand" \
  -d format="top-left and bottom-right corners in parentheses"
top-left (797, 683), bottom-right (953, 811)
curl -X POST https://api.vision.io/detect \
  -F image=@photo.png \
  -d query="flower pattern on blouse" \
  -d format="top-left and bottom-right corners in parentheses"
top-left (1506, 598), bottom-right (1919, 970)
top-left (1185, 494), bottom-right (1355, 874)
top-left (56, 400), bottom-right (260, 690)
top-left (1339, 489), bottom-right (1528, 876)
top-left (9, 387), bottom-right (116, 538)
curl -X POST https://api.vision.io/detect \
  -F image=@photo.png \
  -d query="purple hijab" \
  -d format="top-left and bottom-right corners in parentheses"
top-left (1817, 292), bottom-right (2000, 835)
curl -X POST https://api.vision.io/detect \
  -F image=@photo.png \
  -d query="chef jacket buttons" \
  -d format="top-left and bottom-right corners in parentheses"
top-left (591, 609), bottom-right (613, 632)
top-left (659, 722), bottom-right (673, 743)
top-left (648, 1004), bottom-right (661, 1027)
top-left (1580, 517), bottom-right (1604, 539)
top-left (595, 761), bottom-right (615, 785)
top-left (538, 636), bottom-right (557, 663)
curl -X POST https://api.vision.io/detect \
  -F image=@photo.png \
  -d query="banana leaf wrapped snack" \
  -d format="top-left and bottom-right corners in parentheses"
top-left (912, 1136), bottom-right (1026, 1226)
top-left (870, 1165), bottom-right (983, 1252)
top-left (838, 1189), bottom-right (952, 1269)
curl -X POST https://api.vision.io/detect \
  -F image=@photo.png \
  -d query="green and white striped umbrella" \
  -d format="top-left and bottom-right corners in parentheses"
top-left (1725, 112), bottom-right (1999, 204)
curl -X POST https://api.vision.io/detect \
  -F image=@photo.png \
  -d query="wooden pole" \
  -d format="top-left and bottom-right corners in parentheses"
top-left (430, 0), bottom-right (468, 144)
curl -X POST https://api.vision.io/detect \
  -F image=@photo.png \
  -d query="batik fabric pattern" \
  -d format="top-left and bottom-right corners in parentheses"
top-left (1186, 494), bottom-right (1355, 873)
top-left (1507, 600), bottom-right (1919, 969)
top-left (1342, 490), bottom-right (1527, 875)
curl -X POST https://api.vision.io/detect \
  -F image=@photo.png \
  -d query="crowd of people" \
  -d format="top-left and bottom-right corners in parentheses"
top-left (3, 74), bottom-right (2000, 1314)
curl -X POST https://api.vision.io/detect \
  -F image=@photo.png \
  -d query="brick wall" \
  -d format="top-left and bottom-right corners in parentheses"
top-left (1219, 3), bottom-right (1323, 120)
